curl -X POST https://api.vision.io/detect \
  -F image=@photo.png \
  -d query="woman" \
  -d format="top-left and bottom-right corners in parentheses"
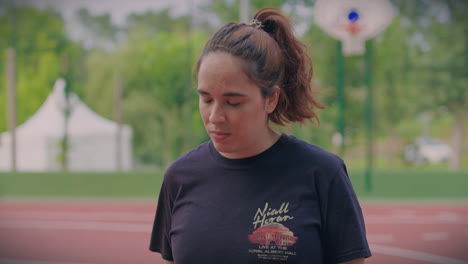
top-left (150, 7), bottom-right (371, 264)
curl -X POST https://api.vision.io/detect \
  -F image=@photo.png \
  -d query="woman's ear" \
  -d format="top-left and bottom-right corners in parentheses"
top-left (265, 86), bottom-right (280, 114)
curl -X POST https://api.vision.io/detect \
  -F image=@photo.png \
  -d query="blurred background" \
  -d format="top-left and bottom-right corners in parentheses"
top-left (0, 1), bottom-right (466, 263)
top-left (0, 0), bottom-right (466, 199)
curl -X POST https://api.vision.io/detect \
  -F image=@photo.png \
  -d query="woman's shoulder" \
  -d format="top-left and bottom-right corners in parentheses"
top-left (177, 141), bottom-right (211, 162)
top-left (282, 134), bottom-right (345, 171)
top-left (163, 141), bottom-right (211, 178)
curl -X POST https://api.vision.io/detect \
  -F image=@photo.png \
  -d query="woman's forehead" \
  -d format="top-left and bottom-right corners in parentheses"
top-left (198, 53), bottom-right (254, 89)
top-left (199, 52), bottom-right (245, 74)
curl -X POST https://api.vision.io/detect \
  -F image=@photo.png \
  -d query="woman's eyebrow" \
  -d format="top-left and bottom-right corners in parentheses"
top-left (223, 92), bottom-right (247, 97)
top-left (197, 89), bottom-right (209, 95)
top-left (197, 89), bottom-right (247, 97)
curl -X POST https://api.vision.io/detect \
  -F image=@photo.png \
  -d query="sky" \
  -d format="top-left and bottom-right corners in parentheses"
top-left (9, 0), bottom-right (208, 24)
top-left (2, 0), bottom-right (441, 47)
top-left (1, 0), bottom-right (212, 46)
top-left (1, 0), bottom-right (315, 34)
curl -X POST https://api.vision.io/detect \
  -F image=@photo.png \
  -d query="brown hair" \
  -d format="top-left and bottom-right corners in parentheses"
top-left (196, 7), bottom-right (324, 126)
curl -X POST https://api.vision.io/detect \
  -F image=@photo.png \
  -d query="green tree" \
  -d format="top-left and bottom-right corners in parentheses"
top-left (78, 8), bottom-right (209, 167)
top-left (202, 0), bottom-right (315, 25)
top-left (0, 6), bottom-right (77, 133)
top-left (75, 8), bottom-right (121, 50)
top-left (390, 0), bottom-right (466, 169)
top-left (372, 16), bottom-right (416, 166)
top-left (125, 8), bottom-right (192, 35)
top-left (415, 0), bottom-right (467, 170)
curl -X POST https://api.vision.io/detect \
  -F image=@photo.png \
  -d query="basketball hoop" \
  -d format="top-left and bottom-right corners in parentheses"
top-left (313, 0), bottom-right (394, 55)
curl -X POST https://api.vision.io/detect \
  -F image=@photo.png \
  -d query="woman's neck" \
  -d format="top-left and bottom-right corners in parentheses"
top-left (219, 128), bottom-right (281, 159)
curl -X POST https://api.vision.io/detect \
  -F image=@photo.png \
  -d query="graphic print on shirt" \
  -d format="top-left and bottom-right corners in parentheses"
top-left (248, 202), bottom-right (298, 261)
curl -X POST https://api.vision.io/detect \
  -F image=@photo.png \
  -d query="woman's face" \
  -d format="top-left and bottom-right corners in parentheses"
top-left (197, 52), bottom-right (278, 159)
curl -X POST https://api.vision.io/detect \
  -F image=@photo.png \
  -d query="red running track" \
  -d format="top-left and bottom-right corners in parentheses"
top-left (0, 200), bottom-right (467, 264)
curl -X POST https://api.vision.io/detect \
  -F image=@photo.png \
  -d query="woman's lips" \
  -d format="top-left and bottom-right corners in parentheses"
top-left (209, 131), bottom-right (231, 141)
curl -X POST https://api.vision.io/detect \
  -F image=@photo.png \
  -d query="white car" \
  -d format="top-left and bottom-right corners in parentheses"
top-left (404, 137), bottom-right (453, 164)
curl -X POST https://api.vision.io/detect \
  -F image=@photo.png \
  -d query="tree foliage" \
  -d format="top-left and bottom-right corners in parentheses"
top-left (1, 0), bottom-right (465, 169)
top-left (0, 6), bottom-right (79, 133)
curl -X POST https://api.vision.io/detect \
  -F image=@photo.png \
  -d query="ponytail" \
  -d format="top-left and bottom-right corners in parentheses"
top-left (197, 7), bottom-right (324, 126)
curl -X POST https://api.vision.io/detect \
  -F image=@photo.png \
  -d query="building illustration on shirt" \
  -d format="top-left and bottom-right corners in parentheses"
top-left (248, 223), bottom-right (298, 246)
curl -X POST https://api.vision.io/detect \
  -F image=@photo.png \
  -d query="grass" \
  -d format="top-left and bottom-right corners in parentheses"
top-left (0, 171), bottom-right (164, 200)
top-left (348, 169), bottom-right (468, 200)
top-left (344, 155), bottom-right (468, 171)
top-left (1, 170), bottom-right (467, 200)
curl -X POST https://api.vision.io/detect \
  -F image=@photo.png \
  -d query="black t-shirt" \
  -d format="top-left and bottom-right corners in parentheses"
top-left (149, 134), bottom-right (371, 264)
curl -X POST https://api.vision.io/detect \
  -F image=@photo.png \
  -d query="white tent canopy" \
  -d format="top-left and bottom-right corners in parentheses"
top-left (0, 79), bottom-right (133, 171)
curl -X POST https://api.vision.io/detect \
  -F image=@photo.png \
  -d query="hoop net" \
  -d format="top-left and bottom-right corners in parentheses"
top-left (342, 35), bottom-right (365, 55)
top-left (340, 21), bottom-right (365, 55)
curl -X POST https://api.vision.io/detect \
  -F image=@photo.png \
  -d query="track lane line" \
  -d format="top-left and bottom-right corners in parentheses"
top-left (0, 259), bottom-right (88, 264)
top-left (371, 244), bottom-right (468, 264)
top-left (0, 219), bottom-right (151, 233)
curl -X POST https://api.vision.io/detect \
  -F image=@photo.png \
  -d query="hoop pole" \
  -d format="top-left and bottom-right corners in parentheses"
top-left (337, 41), bottom-right (345, 157)
top-left (364, 40), bottom-right (373, 192)
top-left (114, 74), bottom-right (123, 171)
top-left (6, 48), bottom-right (17, 172)
top-left (61, 55), bottom-right (69, 172)
top-left (240, 0), bottom-right (250, 23)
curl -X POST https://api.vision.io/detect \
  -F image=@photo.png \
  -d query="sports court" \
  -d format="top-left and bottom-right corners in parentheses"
top-left (0, 199), bottom-right (466, 264)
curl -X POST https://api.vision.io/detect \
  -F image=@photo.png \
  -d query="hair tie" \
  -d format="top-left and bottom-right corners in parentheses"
top-left (248, 18), bottom-right (263, 29)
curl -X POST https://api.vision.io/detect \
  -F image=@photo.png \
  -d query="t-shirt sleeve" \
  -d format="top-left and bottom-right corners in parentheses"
top-left (149, 179), bottom-right (174, 261)
top-left (320, 164), bottom-right (372, 264)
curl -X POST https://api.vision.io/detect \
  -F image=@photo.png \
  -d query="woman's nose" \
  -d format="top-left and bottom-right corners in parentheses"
top-left (209, 103), bottom-right (226, 124)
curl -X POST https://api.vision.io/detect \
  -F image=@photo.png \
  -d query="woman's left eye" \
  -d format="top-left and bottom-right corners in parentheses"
top-left (227, 101), bottom-right (241, 106)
